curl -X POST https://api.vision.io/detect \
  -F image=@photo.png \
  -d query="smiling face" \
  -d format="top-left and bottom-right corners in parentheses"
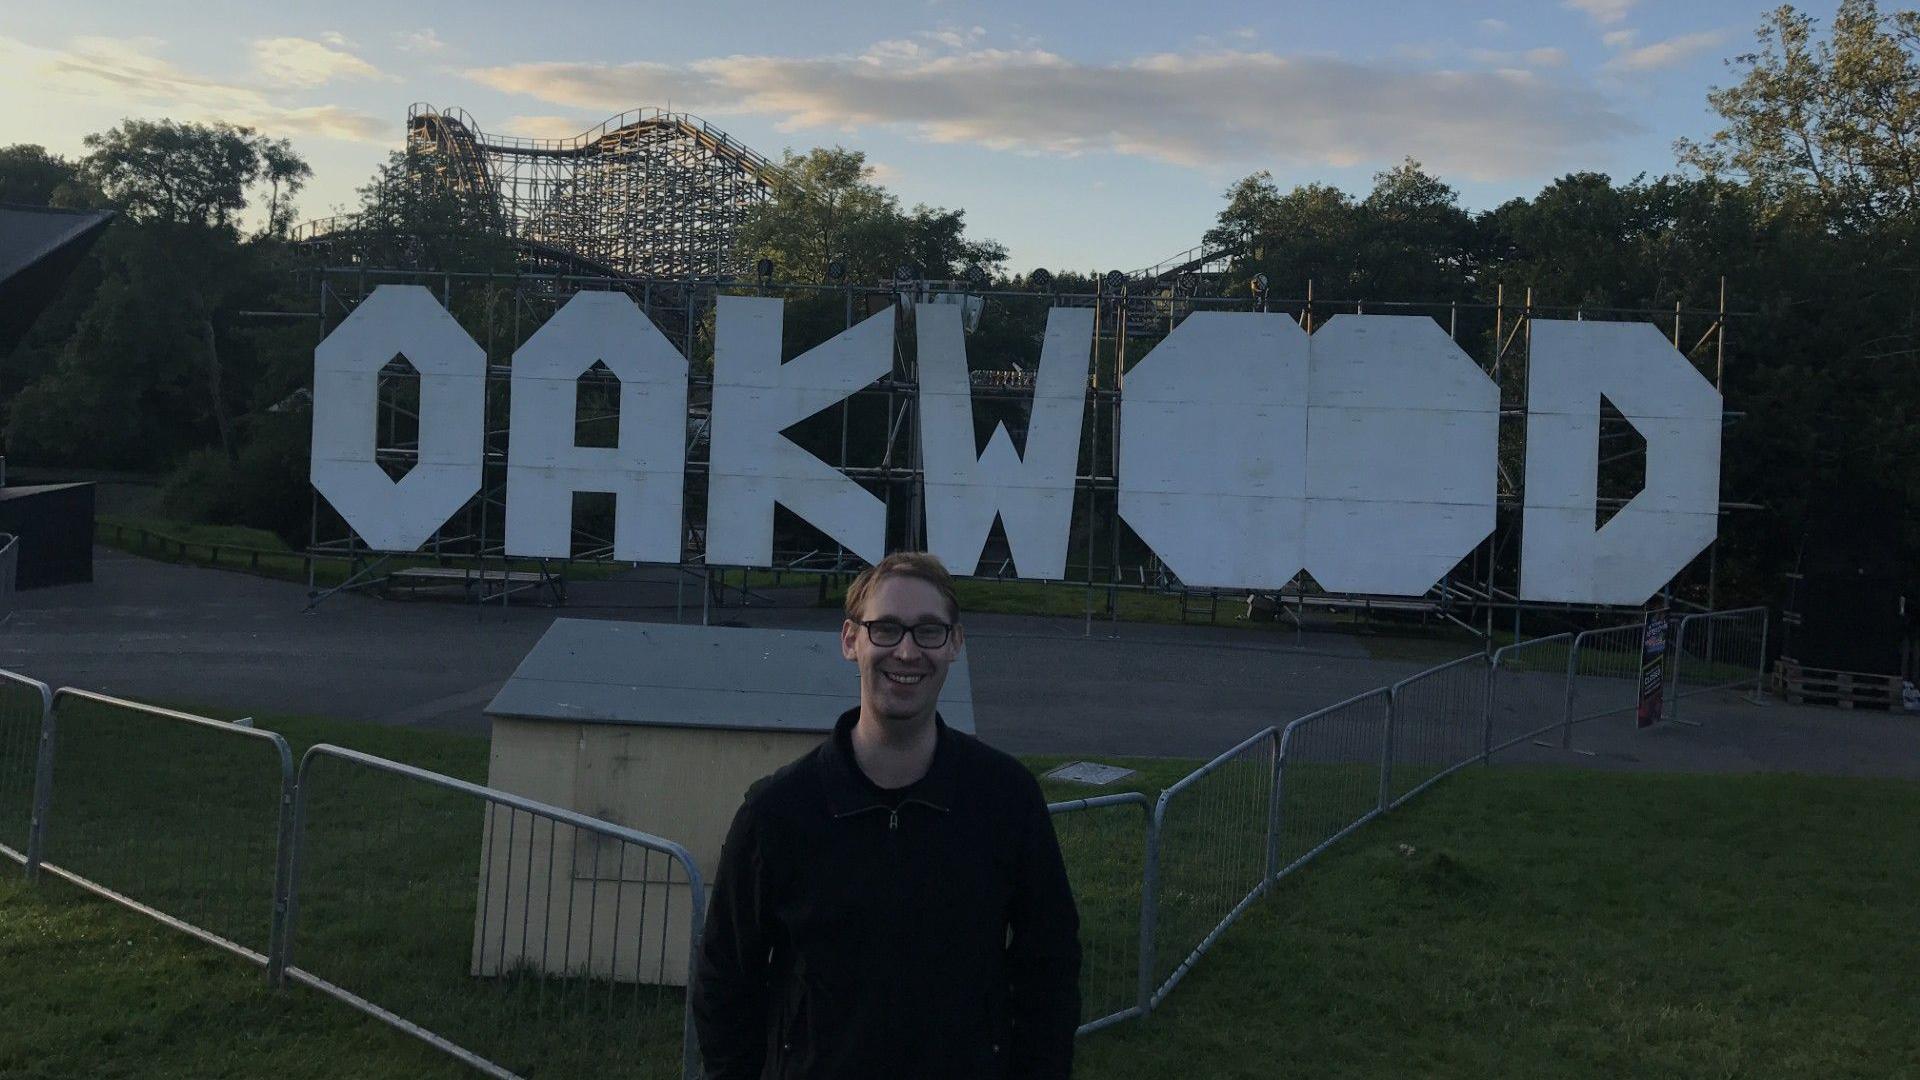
top-left (841, 573), bottom-right (964, 732)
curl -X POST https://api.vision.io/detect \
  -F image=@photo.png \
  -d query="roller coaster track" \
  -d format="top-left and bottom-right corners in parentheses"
top-left (297, 103), bottom-right (788, 278)
top-left (1126, 240), bottom-right (1241, 284)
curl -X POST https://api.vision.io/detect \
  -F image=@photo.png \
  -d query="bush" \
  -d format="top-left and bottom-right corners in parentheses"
top-left (160, 409), bottom-right (311, 546)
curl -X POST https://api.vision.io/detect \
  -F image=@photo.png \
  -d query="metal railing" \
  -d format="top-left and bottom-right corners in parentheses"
top-left (1484, 633), bottom-right (1575, 757)
top-left (0, 668), bottom-right (52, 868)
top-left (36, 689), bottom-right (296, 969)
top-left (282, 744), bottom-right (708, 1080)
top-left (1670, 607), bottom-right (1768, 721)
top-left (0, 531), bottom-right (17, 615)
top-left (1387, 655), bottom-right (1491, 809)
top-left (1274, 688), bottom-right (1394, 878)
top-left (1047, 792), bottom-right (1151, 1034)
top-left (1, 608), bottom-right (1773, 1068)
top-left (1144, 727), bottom-right (1280, 1008)
top-left (1554, 623), bottom-right (1645, 749)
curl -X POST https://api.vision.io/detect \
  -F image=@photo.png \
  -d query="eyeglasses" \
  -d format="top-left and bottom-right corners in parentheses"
top-left (856, 619), bottom-right (955, 649)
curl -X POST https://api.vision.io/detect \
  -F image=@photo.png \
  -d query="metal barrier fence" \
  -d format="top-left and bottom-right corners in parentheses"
top-left (38, 689), bottom-right (295, 968)
top-left (282, 744), bottom-right (708, 1080)
top-left (1670, 607), bottom-right (1768, 722)
top-left (1144, 726), bottom-right (1279, 1008)
top-left (1274, 688), bottom-right (1393, 878)
top-left (0, 532), bottom-right (16, 616)
top-left (0, 668), bottom-right (51, 867)
top-left (1484, 634), bottom-right (1575, 757)
top-left (1386, 656), bottom-right (1491, 809)
top-left (1047, 792), bottom-right (1151, 1034)
top-left (1, 609), bottom-right (1771, 1068)
top-left (1556, 623), bottom-right (1644, 749)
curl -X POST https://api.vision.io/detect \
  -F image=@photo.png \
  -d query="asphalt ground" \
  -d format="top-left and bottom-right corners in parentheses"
top-left (2, 549), bottom-right (1915, 776)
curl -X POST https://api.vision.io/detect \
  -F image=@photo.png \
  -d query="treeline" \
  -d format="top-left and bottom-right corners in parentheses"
top-left (0, 2), bottom-right (1913, 604)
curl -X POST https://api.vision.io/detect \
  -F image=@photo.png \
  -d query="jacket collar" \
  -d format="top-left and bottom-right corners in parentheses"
top-left (818, 707), bottom-right (958, 816)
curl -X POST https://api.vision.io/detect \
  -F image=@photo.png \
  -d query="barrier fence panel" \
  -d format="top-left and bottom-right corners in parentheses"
top-left (1273, 688), bottom-right (1392, 879)
top-left (1386, 655), bottom-right (1489, 809)
top-left (282, 745), bottom-right (707, 1080)
top-left (0, 668), bottom-right (52, 867)
top-left (1144, 727), bottom-right (1278, 1008)
top-left (1484, 634), bottom-right (1575, 757)
top-left (1558, 623), bottom-right (1644, 747)
top-left (1670, 607), bottom-right (1768, 721)
top-left (38, 689), bottom-right (294, 967)
top-left (0, 533), bottom-right (16, 616)
top-left (1047, 792), bottom-right (1151, 1034)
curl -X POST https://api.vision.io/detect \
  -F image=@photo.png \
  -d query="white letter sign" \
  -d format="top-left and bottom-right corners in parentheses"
top-left (1520, 320), bottom-right (1721, 605)
top-left (918, 304), bottom-right (1092, 579)
top-left (504, 292), bottom-right (688, 562)
top-left (705, 296), bottom-right (893, 567)
top-left (311, 285), bottom-right (484, 553)
top-left (1118, 312), bottom-right (1310, 590)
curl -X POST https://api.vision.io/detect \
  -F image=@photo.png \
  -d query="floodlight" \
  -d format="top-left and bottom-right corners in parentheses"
top-left (826, 258), bottom-right (847, 281)
top-left (1029, 268), bottom-right (1053, 291)
top-left (1251, 273), bottom-right (1269, 295)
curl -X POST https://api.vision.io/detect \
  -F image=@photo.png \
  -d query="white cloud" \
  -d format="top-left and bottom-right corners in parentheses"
top-left (252, 36), bottom-right (390, 88)
top-left (1604, 30), bottom-right (1726, 73)
top-left (396, 28), bottom-right (446, 54)
top-left (465, 43), bottom-right (1637, 179)
top-left (1478, 18), bottom-right (1510, 34)
top-left (2, 33), bottom-right (388, 142)
top-left (1602, 29), bottom-right (1637, 48)
top-left (1563, 0), bottom-right (1636, 25)
top-left (1470, 46), bottom-right (1569, 69)
top-left (863, 160), bottom-right (902, 185)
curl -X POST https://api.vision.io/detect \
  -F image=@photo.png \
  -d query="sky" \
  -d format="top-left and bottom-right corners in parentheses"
top-left (0, 0), bottom-right (1835, 275)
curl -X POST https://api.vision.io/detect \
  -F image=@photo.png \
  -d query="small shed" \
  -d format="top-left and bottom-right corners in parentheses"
top-left (473, 619), bottom-right (975, 985)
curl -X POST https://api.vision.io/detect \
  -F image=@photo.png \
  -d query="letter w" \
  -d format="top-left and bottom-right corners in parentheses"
top-left (917, 304), bottom-right (1092, 579)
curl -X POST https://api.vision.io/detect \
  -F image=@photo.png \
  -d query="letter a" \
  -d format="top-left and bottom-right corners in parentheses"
top-left (504, 291), bottom-right (688, 562)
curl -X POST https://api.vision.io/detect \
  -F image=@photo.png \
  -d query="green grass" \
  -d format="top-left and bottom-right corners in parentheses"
top-left (6, 701), bottom-right (1913, 1079)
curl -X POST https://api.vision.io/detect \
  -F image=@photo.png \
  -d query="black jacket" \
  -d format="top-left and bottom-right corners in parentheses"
top-left (692, 709), bottom-right (1081, 1080)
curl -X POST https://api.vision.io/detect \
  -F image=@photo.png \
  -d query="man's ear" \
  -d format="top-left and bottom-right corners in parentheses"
top-left (949, 622), bottom-right (964, 654)
top-left (841, 619), bottom-right (859, 661)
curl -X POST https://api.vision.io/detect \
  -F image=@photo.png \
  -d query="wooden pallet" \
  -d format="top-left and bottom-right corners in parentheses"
top-left (1773, 658), bottom-right (1902, 710)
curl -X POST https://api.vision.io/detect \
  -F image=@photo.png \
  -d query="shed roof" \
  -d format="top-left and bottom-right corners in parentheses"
top-left (485, 619), bottom-right (975, 734)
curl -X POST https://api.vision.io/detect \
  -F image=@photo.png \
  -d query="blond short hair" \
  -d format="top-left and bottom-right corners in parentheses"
top-left (844, 552), bottom-right (960, 623)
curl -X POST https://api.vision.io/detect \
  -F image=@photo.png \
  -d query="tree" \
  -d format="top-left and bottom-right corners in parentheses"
top-left (739, 147), bottom-right (1005, 283)
top-left (0, 144), bottom-right (78, 206)
top-left (77, 119), bottom-right (310, 235)
top-left (5, 120), bottom-right (312, 467)
top-left (1679, 0), bottom-right (1920, 229)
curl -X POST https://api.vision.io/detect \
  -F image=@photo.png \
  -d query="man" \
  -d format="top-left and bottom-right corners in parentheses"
top-left (693, 552), bottom-right (1081, 1079)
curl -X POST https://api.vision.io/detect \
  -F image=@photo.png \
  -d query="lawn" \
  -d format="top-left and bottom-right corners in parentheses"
top-left (4, 699), bottom-right (1913, 1079)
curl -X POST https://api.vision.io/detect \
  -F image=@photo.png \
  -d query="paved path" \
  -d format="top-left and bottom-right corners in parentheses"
top-left (2, 550), bottom-right (1915, 776)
